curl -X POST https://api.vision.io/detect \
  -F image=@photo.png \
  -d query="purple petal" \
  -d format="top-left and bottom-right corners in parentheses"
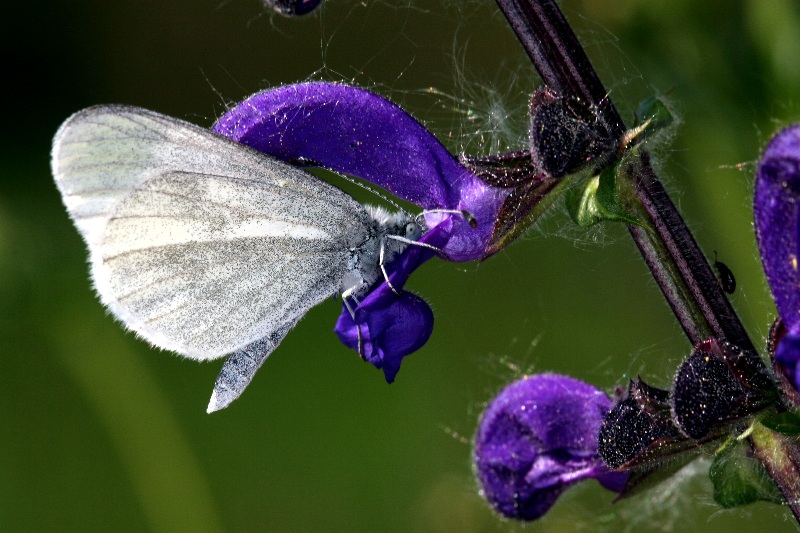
top-left (596, 469), bottom-right (628, 493)
top-left (776, 331), bottom-right (800, 393)
top-left (755, 124), bottom-right (800, 331)
top-left (335, 290), bottom-right (433, 383)
top-left (213, 82), bottom-right (506, 261)
top-left (474, 374), bottom-right (627, 521)
top-left (333, 224), bottom-right (449, 381)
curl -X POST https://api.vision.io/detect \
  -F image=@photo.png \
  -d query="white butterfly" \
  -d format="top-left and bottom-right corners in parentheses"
top-left (51, 105), bottom-right (429, 412)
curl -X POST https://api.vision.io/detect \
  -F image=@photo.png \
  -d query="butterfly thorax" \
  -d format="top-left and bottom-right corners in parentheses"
top-left (340, 205), bottom-right (424, 299)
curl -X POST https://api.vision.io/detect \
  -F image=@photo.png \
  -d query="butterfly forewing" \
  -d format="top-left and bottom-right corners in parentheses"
top-left (53, 105), bottom-right (372, 360)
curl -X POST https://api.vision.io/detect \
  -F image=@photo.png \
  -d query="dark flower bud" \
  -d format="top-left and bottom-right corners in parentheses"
top-left (672, 339), bottom-right (776, 440)
top-left (599, 379), bottom-right (678, 469)
top-left (264, 0), bottom-right (323, 17)
top-left (672, 344), bottom-right (741, 439)
top-left (460, 150), bottom-right (562, 256)
top-left (529, 88), bottom-right (615, 178)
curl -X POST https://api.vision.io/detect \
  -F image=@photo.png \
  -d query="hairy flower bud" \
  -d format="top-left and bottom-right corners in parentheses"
top-left (474, 374), bottom-right (627, 521)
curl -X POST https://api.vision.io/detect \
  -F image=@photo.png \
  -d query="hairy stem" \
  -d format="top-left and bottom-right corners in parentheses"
top-left (749, 423), bottom-right (800, 520)
top-left (495, 0), bottom-right (753, 352)
top-left (494, 0), bottom-right (625, 137)
top-left (622, 152), bottom-right (754, 351)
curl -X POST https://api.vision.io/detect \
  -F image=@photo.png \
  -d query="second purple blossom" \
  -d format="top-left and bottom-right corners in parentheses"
top-left (474, 373), bottom-right (628, 521)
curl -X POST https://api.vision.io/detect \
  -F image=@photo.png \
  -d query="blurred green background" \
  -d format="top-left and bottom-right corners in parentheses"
top-left (2, 0), bottom-right (800, 531)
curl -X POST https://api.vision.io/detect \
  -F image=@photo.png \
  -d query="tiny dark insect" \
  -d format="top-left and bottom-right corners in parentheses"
top-left (713, 251), bottom-right (736, 294)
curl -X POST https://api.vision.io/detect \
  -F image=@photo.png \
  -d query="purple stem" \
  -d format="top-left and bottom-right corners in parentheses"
top-left (625, 154), bottom-right (754, 352)
top-left (494, 0), bottom-right (753, 353)
top-left (494, 0), bottom-right (625, 138)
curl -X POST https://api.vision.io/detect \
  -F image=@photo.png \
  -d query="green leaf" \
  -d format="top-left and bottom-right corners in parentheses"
top-left (709, 440), bottom-right (783, 508)
top-left (564, 164), bottom-right (646, 229)
top-left (760, 411), bottom-right (800, 436)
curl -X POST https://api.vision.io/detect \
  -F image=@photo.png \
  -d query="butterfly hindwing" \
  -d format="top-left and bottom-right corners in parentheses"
top-left (52, 105), bottom-right (371, 359)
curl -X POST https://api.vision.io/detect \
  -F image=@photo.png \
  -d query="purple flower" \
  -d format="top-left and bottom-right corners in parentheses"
top-left (474, 374), bottom-right (628, 521)
top-left (213, 82), bottom-right (507, 381)
top-left (755, 124), bottom-right (800, 394)
top-left (213, 82), bottom-right (506, 260)
top-left (333, 222), bottom-right (450, 382)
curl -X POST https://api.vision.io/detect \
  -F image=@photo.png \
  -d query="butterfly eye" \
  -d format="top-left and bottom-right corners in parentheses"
top-left (405, 222), bottom-right (423, 241)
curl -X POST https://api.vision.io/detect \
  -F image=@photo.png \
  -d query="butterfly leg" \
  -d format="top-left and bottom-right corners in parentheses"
top-left (379, 239), bottom-right (401, 296)
top-left (341, 288), bottom-right (366, 361)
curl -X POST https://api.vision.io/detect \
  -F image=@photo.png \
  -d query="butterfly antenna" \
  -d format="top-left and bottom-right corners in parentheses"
top-left (385, 235), bottom-right (452, 262)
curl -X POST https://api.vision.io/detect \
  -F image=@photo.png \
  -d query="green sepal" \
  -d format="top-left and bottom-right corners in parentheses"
top-left (565, 174), bottom-right (601, 227)
top-left (595, 165), bottom-right (646, 226)
top-left (635, 95), bottom-right (674, 130)
top-left (565, 164), bottom-right (646, 228)
top-left (709, 439), bottom-right (783, 508)
top-left (760, 411), bottom-right (800, 436)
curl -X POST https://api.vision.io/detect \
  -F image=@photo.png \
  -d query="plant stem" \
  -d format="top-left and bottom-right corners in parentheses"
top-left (494, 0), bottom-right (754, 353)
top-left (621, 152), bottom-right (754, 351)
top-left (493, 0), bottom-right (625, 137)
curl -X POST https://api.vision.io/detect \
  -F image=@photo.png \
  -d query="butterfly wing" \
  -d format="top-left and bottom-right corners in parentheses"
top-left (207, 323), bottom-right (297, 412)
top-left (52, 105), bottom-right (370, 359)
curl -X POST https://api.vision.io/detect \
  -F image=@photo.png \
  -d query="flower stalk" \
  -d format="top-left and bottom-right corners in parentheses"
top-left (494, 0), bottom-right (800, 516)
top-left (620, 152), bottom-right (754, 351)
top-left (494, 0), bottom-right (753, 351)
top-left (493, 0), bottom-right (626, 138)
